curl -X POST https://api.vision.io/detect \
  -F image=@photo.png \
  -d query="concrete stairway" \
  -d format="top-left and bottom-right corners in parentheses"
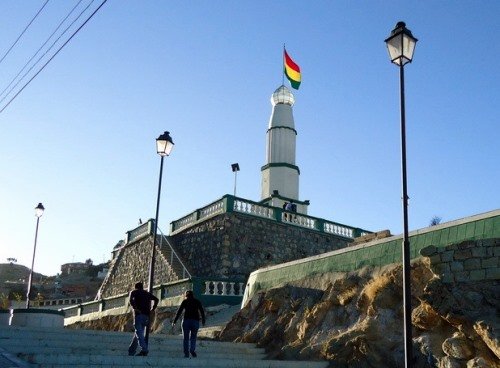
top-left (198, 304), bottom-right (242, 338)
top-left (0, 326), bottom-right (328, 368)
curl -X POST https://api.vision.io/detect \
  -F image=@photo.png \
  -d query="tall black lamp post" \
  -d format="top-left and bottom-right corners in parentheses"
top-left (385, 21), bottom-right (418, 367)
top-left (26, 202), bottom-right (45, 309)
top-left (145, 131), bottom-right (174, 342)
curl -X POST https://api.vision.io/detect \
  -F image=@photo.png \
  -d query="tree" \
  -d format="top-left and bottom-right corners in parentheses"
top-left (0, 293), bottom-right (9, 309)
top-left (10, 292), bottom-right (22, 302)
top-left (85, 258), bottom-right (93, 266)
top-left (430, 216), bottom-right (442, 226)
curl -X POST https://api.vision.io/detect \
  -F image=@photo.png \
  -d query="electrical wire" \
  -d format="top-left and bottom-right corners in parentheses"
top-left (0, 0), bottom-right (108, 114)
top-left (0, 0), bottom-right (85, 101)
top-left (0, 0), bottom-right (95, 106)
top-left (0, 0), bottom-right (50, 66)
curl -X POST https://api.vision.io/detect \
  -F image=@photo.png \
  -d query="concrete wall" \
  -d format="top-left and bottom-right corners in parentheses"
top-left (169, 211), bottom-right (351, 279)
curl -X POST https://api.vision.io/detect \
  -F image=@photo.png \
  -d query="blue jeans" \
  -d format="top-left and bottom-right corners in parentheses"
top-left (182, 319), bottom-right (200, 355)
top-left (129, 314), bottom-right (149, 354)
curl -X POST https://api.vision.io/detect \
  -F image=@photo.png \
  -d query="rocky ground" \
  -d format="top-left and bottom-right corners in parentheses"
top-left (218, 259), bottom-right (499, 368)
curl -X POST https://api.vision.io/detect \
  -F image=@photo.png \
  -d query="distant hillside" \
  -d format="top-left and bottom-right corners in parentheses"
top-left (1, 262), bottom-right (108, 303)
top-left (0, 263), bottom-right (46, 283)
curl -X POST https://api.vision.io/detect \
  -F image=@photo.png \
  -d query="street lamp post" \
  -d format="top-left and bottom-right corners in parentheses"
top-left (26, 203), bottom-right (45, 309)
top-left (385, 21), bottom-right (418, 367)
top-left (145, 131), bottom-right (174, 343)
top-left (231, 163), bottom-right (240, 196)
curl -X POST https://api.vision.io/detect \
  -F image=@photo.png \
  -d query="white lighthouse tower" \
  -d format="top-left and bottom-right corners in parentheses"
top-left (260, 85), bottom-right (309, 214)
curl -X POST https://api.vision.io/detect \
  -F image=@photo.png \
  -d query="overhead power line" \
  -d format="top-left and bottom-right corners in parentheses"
top-left (0, 0), bottom-right (94, 106)
top-left (0, 0), bottom-right (50, 66)
top-left (0, 0), bottom-right (108, 114)
top-left (0, 0), bottom-right (86, 102)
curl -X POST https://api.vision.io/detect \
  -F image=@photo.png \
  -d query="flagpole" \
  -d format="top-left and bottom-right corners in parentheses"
top-left (282, 44), bottom-right (285, 86)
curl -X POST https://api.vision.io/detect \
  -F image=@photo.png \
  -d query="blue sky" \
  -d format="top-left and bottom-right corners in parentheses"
top-left (0, 1), bottom-right (498, 276)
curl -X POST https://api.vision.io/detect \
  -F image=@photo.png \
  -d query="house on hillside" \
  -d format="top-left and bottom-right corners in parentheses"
top-left (60, 262), bottom-right (89, 276)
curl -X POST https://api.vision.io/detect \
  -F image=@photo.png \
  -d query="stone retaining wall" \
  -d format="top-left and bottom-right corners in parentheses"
top-left (100, 237), bottom-right (178, 298)
top-left (420, 238), bottom-right (499, 283)
top-left (170, 211), bottom-right (351, 279)
top-left (98, 211), bottom-right (351, 298)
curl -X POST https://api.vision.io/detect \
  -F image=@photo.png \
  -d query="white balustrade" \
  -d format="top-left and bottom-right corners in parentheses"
top-left (324, 222), bottom-right (354, 238)
top-left (202, 280), bottom-right (245, 296)
top-left (172, 201), bottom-right (225, 232)
top-left (233, 199), bottom-right (274, 219)
top-left (199, 200), bottom-right (225, 220)
top-left (172, 212), bottom-right (198, 231)
top-left (228, 282), bottom-right (235, 296)
top-left (170, 196), bottom-right (368, 239)
top-left (127, 222), bottom-right (151, 243)
top-left (281, 212), bottom-right (316, 230)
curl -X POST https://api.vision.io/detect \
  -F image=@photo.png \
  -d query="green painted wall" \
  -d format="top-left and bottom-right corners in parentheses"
top-left (244, 210), bottom-right (500, 302)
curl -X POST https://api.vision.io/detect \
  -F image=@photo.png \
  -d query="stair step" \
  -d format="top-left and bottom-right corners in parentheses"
top-left (20, 355), bottom-right (328, 368)
top-left (0, 327), bottom-right (328, 368)
top-left (1, 338), bottom-right (261, 353)
top-left (0, 327), bottom-right (257, 346)
top-left (9, 345), bottom-right (266, 357)
top-left (18, 352), bottom-right (268, 363)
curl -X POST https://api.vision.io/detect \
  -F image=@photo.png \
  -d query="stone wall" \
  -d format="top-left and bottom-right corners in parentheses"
top-left (98, 212), bottom-right (351, 298)
top-left (420, 238), bottom-right (499, 283)
top-left (169, 212), bottom-right (351, 279)
top-left (99, 237), bottom-right (179, 298)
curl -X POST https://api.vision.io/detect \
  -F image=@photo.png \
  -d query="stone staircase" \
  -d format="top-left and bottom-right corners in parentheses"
top-left (157, 235), bottom-right (192, 280)
top-left (0, 326), bottom-right (328, 368)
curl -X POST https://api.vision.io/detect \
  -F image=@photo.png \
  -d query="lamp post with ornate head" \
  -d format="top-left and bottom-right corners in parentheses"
top-left (145, 131), bottom-right (174, 343)
top-left (385, 21), bottom-right (418, 367)
top-left (26, 202), bottom-right (45, 309)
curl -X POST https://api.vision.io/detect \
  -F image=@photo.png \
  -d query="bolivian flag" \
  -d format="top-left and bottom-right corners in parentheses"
top-left (284, 49), bottom-right (301, 90)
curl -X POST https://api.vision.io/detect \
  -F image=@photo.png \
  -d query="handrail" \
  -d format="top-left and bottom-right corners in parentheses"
top-left (156, 225), bottom-right (192, 279)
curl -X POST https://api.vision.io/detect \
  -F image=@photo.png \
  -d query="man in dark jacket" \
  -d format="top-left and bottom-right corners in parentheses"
top-left (128, 282), bottom-right (159, 356)
top-left (172, 290), bottom-right (206, 358)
